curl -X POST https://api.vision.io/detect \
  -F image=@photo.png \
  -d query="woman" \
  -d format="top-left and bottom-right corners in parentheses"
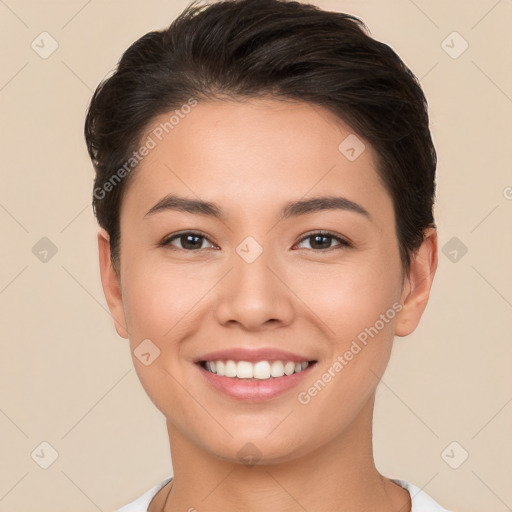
top-left (85, 0), bottom-right (448, 510)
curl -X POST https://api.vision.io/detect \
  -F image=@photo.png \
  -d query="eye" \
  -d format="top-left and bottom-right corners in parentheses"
top-left (295, 230), bottom-right (351, 251)
top-left (161, 231), bottom-right (216, 251)
top-left (160, 230), bottom-right (351, 252)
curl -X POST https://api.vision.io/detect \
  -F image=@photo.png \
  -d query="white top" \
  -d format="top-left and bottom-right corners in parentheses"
top-left (115, 475), bottom-right (451, 511)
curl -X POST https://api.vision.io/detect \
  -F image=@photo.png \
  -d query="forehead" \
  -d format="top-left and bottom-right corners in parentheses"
top-left (121, 97), bottom-right (391, 221)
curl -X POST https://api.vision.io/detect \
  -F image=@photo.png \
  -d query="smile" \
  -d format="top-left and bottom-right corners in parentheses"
top-left (201, 359), bottom-right (312, 380)
top-left (196, 359), bottom-right (317, 401)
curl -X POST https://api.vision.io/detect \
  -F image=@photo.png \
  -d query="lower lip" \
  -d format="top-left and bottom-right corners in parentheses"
top-left (196, 363), bottom-right (316, 402)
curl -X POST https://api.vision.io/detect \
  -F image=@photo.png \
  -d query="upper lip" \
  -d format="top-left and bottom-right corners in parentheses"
top-left (194, 347), bottom-right (315, 364)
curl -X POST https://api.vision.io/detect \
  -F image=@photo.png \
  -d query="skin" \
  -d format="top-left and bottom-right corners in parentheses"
top-left (97, 97), bottom-right (437, 512)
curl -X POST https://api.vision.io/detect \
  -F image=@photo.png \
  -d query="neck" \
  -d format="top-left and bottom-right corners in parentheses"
top-left (159, 394), bottom-right (410, 512)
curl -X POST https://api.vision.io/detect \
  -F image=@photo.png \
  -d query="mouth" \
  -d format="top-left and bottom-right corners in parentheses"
top-left (195, 358), bottom-right (318, 401)
top-left (198, 359), bottom-right (316, 380)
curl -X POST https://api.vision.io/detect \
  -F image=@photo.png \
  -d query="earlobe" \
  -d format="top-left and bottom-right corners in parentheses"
top-left (395, 227), bottom-right (438, 337)
top-left (97, 228), bottom-right (129, 339)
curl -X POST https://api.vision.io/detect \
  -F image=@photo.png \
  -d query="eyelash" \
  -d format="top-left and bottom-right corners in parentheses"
top-left (160, 230), bottom-right (352, 252)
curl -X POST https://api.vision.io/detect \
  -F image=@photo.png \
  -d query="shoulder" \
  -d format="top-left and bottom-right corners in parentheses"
top-left (115, 476), bottom-right (173, 512)
top-left (392, 478), bottom-right (452, 512)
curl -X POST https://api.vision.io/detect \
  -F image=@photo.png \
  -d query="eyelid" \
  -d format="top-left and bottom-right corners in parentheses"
top-left (160, 230), bottom-right (216, 249)
top-left (295, 230), bottom-right (352, 249)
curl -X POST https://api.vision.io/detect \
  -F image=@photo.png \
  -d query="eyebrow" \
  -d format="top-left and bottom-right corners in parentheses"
top-left (144, 193), bottom-right (372, 222)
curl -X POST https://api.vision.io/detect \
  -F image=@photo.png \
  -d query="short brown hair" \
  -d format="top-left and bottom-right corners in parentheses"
top-left (85, 0), bottom-right (437, 276)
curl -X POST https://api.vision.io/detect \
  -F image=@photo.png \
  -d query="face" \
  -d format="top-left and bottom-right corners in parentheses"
top-left (98, 97), bottom-right (437, 464)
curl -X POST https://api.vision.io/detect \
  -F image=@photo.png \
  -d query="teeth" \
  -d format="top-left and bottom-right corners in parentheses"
top-left (203, 360), bottom-right (311, 380)
top-left (225, 360), bottom-right (237, 377)
top-left (284, 361), bottom-right (296, 375)
top-left (270, 361), bottom-right (284, 377)
top-left (254, 361), bottom-right (270, 379)
top-left (237, 361), bottom-right (253, 379)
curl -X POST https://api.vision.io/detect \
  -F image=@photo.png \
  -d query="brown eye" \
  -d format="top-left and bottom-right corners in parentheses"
top-left (296, 231), bottom-right (351, 251)
top-left (161, 231), bottom-right (214, 250)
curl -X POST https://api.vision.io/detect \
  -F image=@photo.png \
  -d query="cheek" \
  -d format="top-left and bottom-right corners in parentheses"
top-left (121, 255), bottom-right (208, 340)
top-left (291, 255), bottom-right (402, 339)
top-left (289, 254), bottom-right (401, 409)
top-left (120, 264), bottom-right (196, 416)
top-left (293, 266), bottom-right (399, 427)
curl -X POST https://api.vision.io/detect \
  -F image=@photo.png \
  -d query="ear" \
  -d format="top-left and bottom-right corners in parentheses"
top-left (97, 228), bottom-right (129, 339)
top-left (395, 227), bottom-right (438, 337)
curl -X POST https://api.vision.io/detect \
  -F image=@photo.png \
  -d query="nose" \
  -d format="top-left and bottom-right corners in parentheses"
top-left (213, 246), bottom-right (295, 331)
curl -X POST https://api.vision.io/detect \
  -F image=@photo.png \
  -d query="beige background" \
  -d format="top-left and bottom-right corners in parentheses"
top-left (1, 0), bottom-right (511, 510)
